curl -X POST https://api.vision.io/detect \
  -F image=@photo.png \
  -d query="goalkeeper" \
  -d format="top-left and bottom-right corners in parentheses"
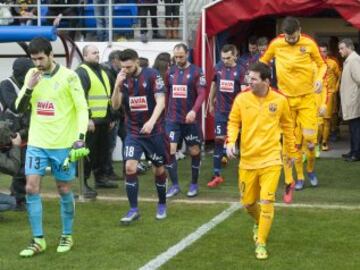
top-left (15, 37), bottom-right (89, 257)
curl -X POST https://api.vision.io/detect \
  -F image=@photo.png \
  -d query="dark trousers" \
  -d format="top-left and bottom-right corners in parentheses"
top-left (349, 117), bottom-right (360, 158)
top-left (85, 123), bottom-right (111, 182)
top-left (139, 5), bottom-right (159, 34)
top-left (10, 146), bottom-right (26, 204)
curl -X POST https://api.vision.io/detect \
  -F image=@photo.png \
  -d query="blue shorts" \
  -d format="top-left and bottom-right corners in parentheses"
top-left (214, 120), bottom-right (227, 137)
top-left (124, 135), bottom-right (169, 167)
top-left (25, 146), bottom-right (75, 181)
top-left (165, 121), bottom-right (202, 146)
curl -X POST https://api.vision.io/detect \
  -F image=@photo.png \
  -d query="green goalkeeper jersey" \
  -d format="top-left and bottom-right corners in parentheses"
top-left (16, 64), bottom-right (89, 149)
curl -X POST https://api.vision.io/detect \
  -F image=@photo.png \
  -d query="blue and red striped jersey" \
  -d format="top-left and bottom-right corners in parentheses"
top-left (212, 61), bottom-right (245, 115)
top-left (165, 64), bottom-right (206, 123)
top-left (120, 67), bottom-right (165, 137)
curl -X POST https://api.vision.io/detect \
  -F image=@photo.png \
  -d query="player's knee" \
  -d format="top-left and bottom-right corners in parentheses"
top-left (25, 182), bottom-right (39, 194)
top-left (154, 165), bottom-right (165, 176)
top-left (244, 202), bottom-right (256, 209)
top-left (189, 145), bottom-right (200, 156)
top-left (125, 161), bottom-right (137, 175)
top-left (259, 200), bottom-right (272, 205)
top-left (57, 183), bottom-right (71, 194)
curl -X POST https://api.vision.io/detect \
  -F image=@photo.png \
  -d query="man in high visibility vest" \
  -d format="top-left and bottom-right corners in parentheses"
top-left (76, 45), bottom-right (118, 198)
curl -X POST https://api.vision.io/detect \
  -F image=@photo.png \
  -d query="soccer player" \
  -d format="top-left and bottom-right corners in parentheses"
top-left (15, 37), bottom-right (89, 257)
top-left (318, 42), bottom-right (341, 151)
top-left (260, 16), bottom-right (327, 191)
top-left (226, 62), bottom-right (297, 260)
top-left (238, 36), bottom-right (260, 88)
top-left (111, 49), bottom-right (168, 224)
top-left (207, 44), bottom-right (245, 188)
top-left (164, 43), bottom-right (206, 198)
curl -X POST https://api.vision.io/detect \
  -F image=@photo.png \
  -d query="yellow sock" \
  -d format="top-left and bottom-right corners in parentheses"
top-left (257, 203), bottom-right (274, 245)
top-left (283, 161), bottom-right (294, 185)
top-left (306, 147), bottom-right (316, 172)
top-left (322, 119), bottom-right (330, 144)
top-left (295, 151), bottom-right (304, 180)
top-left (246, 203), bottom-right (260, 224)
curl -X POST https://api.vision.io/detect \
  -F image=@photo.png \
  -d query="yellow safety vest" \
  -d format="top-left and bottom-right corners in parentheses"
top-left (81, 64), bottom-right (111, 118)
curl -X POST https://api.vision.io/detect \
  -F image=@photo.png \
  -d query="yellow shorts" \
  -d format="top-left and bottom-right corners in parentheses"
top-left (324, 92), bottom-right (335, 119)
top-left (239, 165), bottom-right (282, 205)
top-left (287, 93), bottom-right (318, 143)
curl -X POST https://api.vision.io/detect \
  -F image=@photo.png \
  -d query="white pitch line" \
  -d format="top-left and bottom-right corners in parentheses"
top-left (138, 203), bottom-right (242, 270)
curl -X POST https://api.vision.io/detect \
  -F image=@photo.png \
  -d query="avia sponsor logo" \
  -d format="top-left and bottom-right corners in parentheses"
top-left (172, 85), bottom-right (187, 99)
top-left (129, 96), bottom-right (148, 111)
top-left (220, 79), bottom-right (235, 93)
top-left (36, 101), bottom-right (55, 116)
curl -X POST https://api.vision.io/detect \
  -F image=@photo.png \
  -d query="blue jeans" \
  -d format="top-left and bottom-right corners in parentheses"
top-left (95, 0), bottom-right (110, 41)
top-left (0, 193), bottom-right (16, 212)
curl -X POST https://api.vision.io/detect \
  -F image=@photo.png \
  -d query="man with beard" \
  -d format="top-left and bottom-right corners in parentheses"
top-left (0, 58), bottom-right (33, 210)
top-left (260, 17), bottom-right (327, 196)
top-left (16, 37), bottom-right (89, 256)
top-left (111, 49), bottom-right (168, 224)
top-left (207, 44), bottom-right (245, 188)
top-left (76, 44), bottom-right (118, 199)
top-left (165, 43), bottom-right (206, 198)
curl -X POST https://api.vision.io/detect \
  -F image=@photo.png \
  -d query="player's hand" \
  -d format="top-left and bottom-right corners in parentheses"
top-left (27, 70), bottom-right (42, 89)
top-left (319, 105), bottom-right (326, 117)
top-left (314, 80), bottom-right (322, 94)
top-left (11, 133), bottom-right (21, 146)
top-left (140, 120), bottom-right (155, 134)
top-left (115, 69), bottom-right (127, 90)
top-left (87, 119), bottom-right (95, 132)
top-left (68, 140), bottom-right (90, 162)
top-left (226, 144), bottom-right (237, 159)
top-left (185, 110), bottom-right (196, 123)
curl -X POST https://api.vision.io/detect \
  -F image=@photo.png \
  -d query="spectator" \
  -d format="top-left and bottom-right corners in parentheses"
top-left (76, 44), bottom-right (118, 199)
top-left (0, 122), bottom-right (21, 215)
top-left (101, 50), bottom-right (123, 181)
top-left (0, 1), bottom-right (14, 26)
top-left (164, 0), bottom-right (182, 39)
top-left (47, 0), bottom-right (80, 40)
top-left (94, 0), bottom-right (109, 41)
top-left (16, 0), bottom-right (36, 25)
top-left (338, 38), bottom-right (360, 162)
top-left (0, 58), bottom-right (33, 211)
top-left (138, 0), bottom-right (161, 42)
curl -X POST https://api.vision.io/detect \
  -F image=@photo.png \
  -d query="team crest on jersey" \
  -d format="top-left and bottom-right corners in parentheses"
top-left (172, 85), bottom-right (188, 98)
top-left (220, 79), bottom-right (235, 93)
top-left (142, 82), bottom-right (147, 88)
top-left (300, 46), bottom-right (307, 53)
top-left (37, 101), bottom-right (55, 116)
top-left (269, 103), bottom-right (277, 112)
top-left (199, 75), bottom-right (206, 86)
top-left (129, 96), bottom-right (148, 111)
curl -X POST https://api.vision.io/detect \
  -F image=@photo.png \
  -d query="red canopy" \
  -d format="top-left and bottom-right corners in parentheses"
top-left (194, 0), bottom-right (360, 140)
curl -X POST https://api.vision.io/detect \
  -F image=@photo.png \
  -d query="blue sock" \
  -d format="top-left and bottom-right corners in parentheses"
top-left (60, 192), bottom-right (75, 235)
top-left (166, 154), bottom-right (179, 186)
top-left (155, 172), bottom-right (167, 204)
top-left (26, 194), bottom-right (43, 237)
top-left (125, 173), bottom-right (139, 209)
top-left (191, 154), bottom-right (201, 184)
top-left (213, 139), bottom-right (224, 177)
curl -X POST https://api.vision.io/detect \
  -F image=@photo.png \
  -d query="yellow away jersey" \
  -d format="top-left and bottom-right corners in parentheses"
top-left (260, 34), bottom-right (327, 97)
top-left (325, 57), bottom-right (341, 93)
top-left (227, 88), bottom-right (297, 169)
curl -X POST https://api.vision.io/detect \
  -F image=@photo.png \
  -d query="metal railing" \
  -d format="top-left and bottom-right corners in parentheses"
top-left (0, 1), bottom-right (189, 42)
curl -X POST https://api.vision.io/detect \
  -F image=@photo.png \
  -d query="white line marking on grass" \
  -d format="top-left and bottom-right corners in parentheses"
top-left (138, 203), bottom-right (242, 270)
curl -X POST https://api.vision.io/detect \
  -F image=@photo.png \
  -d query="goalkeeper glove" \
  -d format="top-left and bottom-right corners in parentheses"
top-left (69, 140), bottom-right (90, 162)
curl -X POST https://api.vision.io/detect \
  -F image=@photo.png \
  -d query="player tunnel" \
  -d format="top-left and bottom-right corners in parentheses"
top-left (193, 0), bottom-right (360, 141)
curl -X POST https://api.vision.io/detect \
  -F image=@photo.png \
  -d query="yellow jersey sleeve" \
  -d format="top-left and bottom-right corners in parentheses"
top-left (280, 98), bottom-right (297, 157)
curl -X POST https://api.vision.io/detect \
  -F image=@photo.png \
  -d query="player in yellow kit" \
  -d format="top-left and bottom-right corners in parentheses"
top-left (226, 62), bottom-right (297, 260)
top-left (260, 17), bottom-right (327, 192)
top-left (318, 42), bottom-right (341, 151)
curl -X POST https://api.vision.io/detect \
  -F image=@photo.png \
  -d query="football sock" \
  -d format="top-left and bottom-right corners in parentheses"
top-left (191, 153), bottom-right (201, 184)
top-left (125, 173), bottom-right (139, 209)
top-left (257, 203), bottom-right (274, 245)
top-left (166, 154), bottom-right (179, 185)
top-left (26, 194), bottom-right (43, 237)
top-left (60, 192), bottom-right (75, 235)
top-left (213, 138), bottom-right (224, 176)
top-left (155, 172), bottom-right (167, 205)
top-left (246, 203), bottom-right (260, 224)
